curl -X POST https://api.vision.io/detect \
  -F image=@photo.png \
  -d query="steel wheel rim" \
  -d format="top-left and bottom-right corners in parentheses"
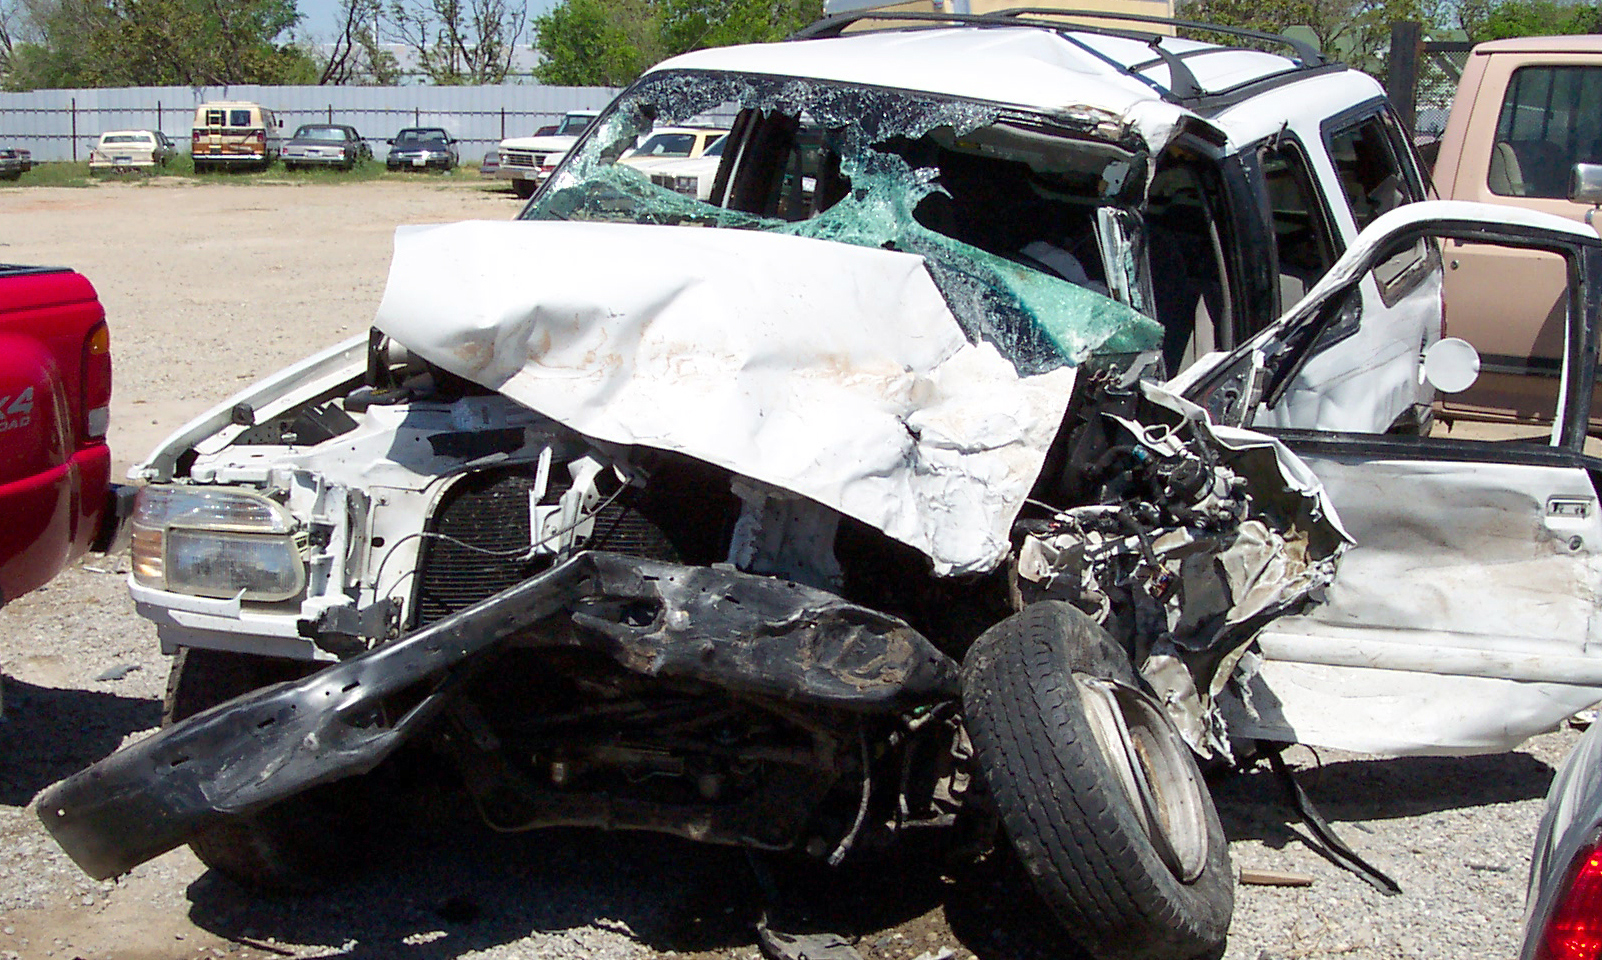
top-left (1076, 675), bottom-right (1210, 882)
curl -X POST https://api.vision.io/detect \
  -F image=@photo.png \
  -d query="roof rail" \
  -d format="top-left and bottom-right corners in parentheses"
top-left (790, 8), bottom-right (1326, 68)
top-left (991, 8), bottom-right (1326, 65)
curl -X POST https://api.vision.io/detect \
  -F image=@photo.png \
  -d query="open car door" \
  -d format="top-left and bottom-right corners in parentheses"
top-left (1177, 200), bottom-right (1602, 754)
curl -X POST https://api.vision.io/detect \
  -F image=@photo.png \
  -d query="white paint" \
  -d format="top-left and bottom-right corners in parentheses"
top-left (373, 219), bottom-right (1078, 576)
top-left (648, 29), bottom-right (1213, 155)
top-left (1223, 659), bottom-right (1602, 755)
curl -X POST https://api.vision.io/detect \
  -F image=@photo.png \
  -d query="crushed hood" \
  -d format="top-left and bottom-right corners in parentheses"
top-left (374, 220), bottom-right (1085, 576)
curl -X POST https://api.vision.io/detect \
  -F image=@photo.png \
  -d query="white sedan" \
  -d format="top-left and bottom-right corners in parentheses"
top-left (88, 129), bottom-right (177, 173)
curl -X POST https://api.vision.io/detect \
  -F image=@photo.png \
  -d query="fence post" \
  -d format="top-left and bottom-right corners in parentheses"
top-left (71, 97), bottom-right (77, 162)
top-left (415, 106), bottom-right (420, 126)
top-left (328, 104), bottom-right (333, 123)
top-left (1387, 21), bottom-right (1423, 132)
top-left (500, 106), bottom-right (505, 139)
top-left (157, 100), bottom-right (162, 137)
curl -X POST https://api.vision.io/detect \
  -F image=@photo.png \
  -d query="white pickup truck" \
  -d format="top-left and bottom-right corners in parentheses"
top-left (493, 110), bottom-right (598, 198)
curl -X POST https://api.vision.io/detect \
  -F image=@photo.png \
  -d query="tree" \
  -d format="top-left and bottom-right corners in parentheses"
top-left (3, 0), bottom-right (317, 90)
top-left (387, 0), bottom-right (528, 84)
top-left (529, 0), bottom-right (655, 85)
top-left (0, 0), bottom-right (19, 79)
top-left (1458, 0), bottom-right (1602, 40)
top-left (317, 0), bottom-right (400, 84)
top-left (1180, 0), bottom-right (1439, 76)
top-left (531, 0), bottom-right (823, 87)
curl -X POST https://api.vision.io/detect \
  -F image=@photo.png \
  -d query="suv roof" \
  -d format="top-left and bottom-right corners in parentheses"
top-left (651, 12), bottom-right (1338, 117)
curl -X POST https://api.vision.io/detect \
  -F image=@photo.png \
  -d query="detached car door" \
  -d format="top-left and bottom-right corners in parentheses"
top-left (1178, 200), bottom-right (1602, 755)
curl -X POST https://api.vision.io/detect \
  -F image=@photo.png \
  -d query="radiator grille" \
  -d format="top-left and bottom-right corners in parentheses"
top-left (414, 469), bottom-right (678, 626)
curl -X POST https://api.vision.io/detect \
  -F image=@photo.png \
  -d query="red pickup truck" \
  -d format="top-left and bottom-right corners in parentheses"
top-left (0, 264), bottom-right (124, 608)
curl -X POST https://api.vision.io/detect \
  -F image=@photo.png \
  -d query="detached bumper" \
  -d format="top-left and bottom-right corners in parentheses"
top-left (38, 551), bottom-right (958, 879)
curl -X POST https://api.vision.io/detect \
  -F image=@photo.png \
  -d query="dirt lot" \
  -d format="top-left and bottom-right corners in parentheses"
top-left (0, 179), bottom-right (1583, 960)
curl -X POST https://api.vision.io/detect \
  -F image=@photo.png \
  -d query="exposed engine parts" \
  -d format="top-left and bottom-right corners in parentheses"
top-left (1015, 378), bottom-right (1346, 758)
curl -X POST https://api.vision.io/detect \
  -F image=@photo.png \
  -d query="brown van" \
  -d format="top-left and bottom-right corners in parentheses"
top-left (190, 101), bottom-right (282, 173)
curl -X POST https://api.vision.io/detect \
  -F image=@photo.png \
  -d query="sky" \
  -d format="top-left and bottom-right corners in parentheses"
top-left (293, 0), bottom-right (560, 43)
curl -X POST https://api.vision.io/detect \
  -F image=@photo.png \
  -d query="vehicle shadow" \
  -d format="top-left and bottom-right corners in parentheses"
top-left (1211, 749), bottom-right (1558, 846)
top-left (183, 808), bottom-right (989, 960)
top-left (0, 677), bottom-right (161, 805)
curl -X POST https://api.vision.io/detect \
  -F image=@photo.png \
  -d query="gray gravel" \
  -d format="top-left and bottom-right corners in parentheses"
top-left (0, 179), bottom-right (1584, 960)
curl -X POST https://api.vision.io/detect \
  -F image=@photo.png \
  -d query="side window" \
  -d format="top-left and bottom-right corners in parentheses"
top-left (723, 114), bottom-right (839, 223)
top-left (1327, 111), bottom-right (1433, 304)
top-left (1145, 157), bottom-right (1236, 369)
top-left (1328, 114), bottom-right (1413, 231)
top-left (1490, 66), bottom-right (1602, 199)
top-left (1257, 139), bottom-right (1337, 308)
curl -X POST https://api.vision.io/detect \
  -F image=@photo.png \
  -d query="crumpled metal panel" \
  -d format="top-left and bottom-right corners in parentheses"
top-left (376, 220), bottom-right (1087, 577)
top-left (37, 551), bottom-right (958, 880)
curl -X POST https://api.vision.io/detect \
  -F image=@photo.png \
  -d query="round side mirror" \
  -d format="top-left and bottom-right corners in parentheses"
top-left (1423, 337), bottom-right (1481, 394)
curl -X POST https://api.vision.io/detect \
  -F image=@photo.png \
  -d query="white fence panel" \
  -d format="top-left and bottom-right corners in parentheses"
top-left (0, 84), bottom-right (621, 162)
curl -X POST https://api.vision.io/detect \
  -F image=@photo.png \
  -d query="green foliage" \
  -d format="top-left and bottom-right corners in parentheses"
top-left (532, 0), bottom-right (824, 86)
top-left (1458, 0), bottom-right (1602, 40)
top-left (530, 0), bottom-right (654, 85)
top-left (1182, 0), bottom-right (1439, 76)
top-left (4, 0), bottom-right (315, 90)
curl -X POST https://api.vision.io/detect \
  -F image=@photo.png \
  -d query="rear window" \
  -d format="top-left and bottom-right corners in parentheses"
top-left (102, 134), bottom-right (150, 144)
top-left (230, 110), bottom-right (253, 127)
top-left (398, 129), bottom-right (447, 145)
top-left (296, 126), bottom-right (348, 141)
top-left (204, 109), bottom-right (225, 126)
top-left (1490, 65), bottom-right (1602, 199)
top-left (634, 133), bottom-right (697, 157)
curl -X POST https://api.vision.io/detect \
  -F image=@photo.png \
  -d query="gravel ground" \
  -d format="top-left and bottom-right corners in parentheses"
top-left (0, 178), bottom-right (1584, 960)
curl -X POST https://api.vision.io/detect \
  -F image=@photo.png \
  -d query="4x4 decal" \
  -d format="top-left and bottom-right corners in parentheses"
top-left (0, 386), bottom-right (33, 432)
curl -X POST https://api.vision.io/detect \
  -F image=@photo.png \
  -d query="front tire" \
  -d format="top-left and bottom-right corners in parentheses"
top-left (962, 603), bottom-right (1233, 960)
top-left (164, 648), bottom-right (373, 892)
top-left (512, 179), bottom-right (536, 199)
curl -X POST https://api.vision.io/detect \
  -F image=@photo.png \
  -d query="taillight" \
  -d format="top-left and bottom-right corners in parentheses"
top-left (80, 321), bottom-right (111, 441)
top-left (1536, 839), bottom-right (1602, 960)
top-left (254, 130), bottom-right (265, 144)
top-left (191, 130), bottom-right (202, 142)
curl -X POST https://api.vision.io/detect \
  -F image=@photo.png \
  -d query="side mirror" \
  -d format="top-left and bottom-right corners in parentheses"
top-left (386, 139), bottom-right (395, 145)
top-left (1570, 163), bottom-right (1602, 205)
top-left (1423, 337), bottom-right (1481, 394)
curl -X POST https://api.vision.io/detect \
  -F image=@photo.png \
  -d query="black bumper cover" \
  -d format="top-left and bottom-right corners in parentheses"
top-left (38, 551), bottom-right (959, 879)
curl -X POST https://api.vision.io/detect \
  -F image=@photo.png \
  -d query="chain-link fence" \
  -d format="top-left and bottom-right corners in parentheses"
top-left (1386, 24), bottom-right (1474, 140)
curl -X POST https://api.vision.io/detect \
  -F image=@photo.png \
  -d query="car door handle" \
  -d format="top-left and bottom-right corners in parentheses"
top-left (1549, 497), bottom-right (1593, 519)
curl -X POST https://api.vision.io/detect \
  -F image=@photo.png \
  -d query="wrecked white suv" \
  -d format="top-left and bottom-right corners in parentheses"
top-left (39, 12), bottom-right (1602, 960)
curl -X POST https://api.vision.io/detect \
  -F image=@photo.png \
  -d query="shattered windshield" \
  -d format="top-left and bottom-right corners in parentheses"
top-left (522, 71), bottom-right (1162, 375)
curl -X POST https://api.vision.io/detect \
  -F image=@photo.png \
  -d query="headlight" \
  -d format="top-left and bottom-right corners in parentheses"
top-left (130, 485), bottom-right (306, 602)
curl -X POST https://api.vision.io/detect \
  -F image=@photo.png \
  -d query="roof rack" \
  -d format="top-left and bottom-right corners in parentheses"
top-left (788, 8), bottom-right (1330, 107)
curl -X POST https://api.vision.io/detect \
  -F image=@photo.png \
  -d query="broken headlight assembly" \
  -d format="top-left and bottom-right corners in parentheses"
top-left (130, 485), bottom-right (306, 602)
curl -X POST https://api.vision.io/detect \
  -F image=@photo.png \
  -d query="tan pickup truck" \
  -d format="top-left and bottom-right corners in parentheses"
top-left (1432, 35), bottom-right (1602, 433)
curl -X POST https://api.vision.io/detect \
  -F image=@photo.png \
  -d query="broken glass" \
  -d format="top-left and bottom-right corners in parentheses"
top-left (525, 71), bottom-right (1162, 375)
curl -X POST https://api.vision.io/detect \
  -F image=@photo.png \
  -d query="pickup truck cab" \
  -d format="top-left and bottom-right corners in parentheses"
top-left (0, 264), bottom-right (122, 609)
top-left (495, 110), bottom-right (598, 198)
top-left (1430, 35), bottom-right (1602, 432)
